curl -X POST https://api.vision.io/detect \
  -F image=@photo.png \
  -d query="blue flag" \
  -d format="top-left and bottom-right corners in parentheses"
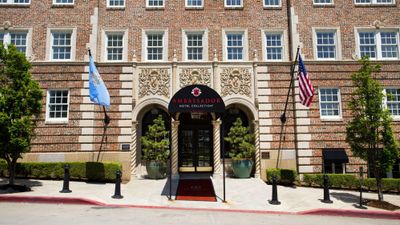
top-left (89, 56), bottom-right (110, 108)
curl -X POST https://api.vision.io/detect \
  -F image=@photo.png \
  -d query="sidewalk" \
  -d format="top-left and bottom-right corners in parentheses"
top-left (0, 177), bottom-right (399, 219)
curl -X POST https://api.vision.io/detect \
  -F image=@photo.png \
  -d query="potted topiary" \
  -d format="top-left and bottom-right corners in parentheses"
top-left (140, 115), bottom-right (170, 179)
top-left (224, 118), bottom-right (255, 178)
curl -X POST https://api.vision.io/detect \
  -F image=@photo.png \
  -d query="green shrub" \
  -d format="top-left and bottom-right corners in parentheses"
top-left (266, 169), bottom-right (297, 185)
top-left (0, 161), bottom-right (122, 182)
top-left (381, 179), bottom-right (400, 192)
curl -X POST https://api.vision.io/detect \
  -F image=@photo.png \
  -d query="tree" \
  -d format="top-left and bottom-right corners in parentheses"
top-left (224, 118), bottom-right (255, 159)
top-left (140, 115), bottom-right (170, 162)
top-left (346, 56), bottom-right (399, 201)
top-left (0, 44), bottom-right (43, 186)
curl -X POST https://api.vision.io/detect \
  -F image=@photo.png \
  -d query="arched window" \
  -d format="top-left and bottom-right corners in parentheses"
top-left (141, 107), bottom-right (170, 138)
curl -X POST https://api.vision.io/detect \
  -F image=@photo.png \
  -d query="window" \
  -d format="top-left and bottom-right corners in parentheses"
top-left (385, 88), bottom-right (400, 118)
top-left (226, 33), bottom-right (244, 61)
top-left (225, 0), bottom-right (242, 7)
top-left (315, 31), bottom-right (337, 59)
top-left (51, 31), bottom-right (72, 60)
top-left (323, 149), bottom-right (348, 174)
top-left (358, 30), bottom-right (399, 60)
top-left (106, 33), bottom-right (123, 61)
top-left (186, 0), bottom-right (203, 7)
top-left (53, 0), bottom-right (74, 5)
top-left (46, 90), bottom-right (69, 122)
top-left (107, 0), bottom-right (125, 7)
top-left (264, 0), bottom-right (281, 7)
top-left (265, 33), bottom-right (283, 61)
top-left (146, 32), bottom-right (165, 61)
top-left (0, 0), bottom-right (30, 4)
top-left (0, 31), bottom-right (28, 55)
top-left (324, 162), bottom-right (345, 174)
top-left (355, 0), bottom-right (394, 4)
top-left (319, 88), bottom-right (341, 119)
top-left (186, 33), bottom-right (203, 61)
top-left (147, 0), bottom-right (164, 7)
top-left (314, 0), bottom-right (333, 4)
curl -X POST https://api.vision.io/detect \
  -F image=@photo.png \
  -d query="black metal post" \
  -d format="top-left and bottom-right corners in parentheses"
top-left (322, 174), bottom-right (333, 203)
top-left (359, 167), bottom-right (364, 208)
top-left (60, 164), bottom-right (72, 193)
top-left (221, 116), bottom-right (226, 203)
top-left (269, 175), bottom-right (281, 205)
top-left (112, 170), bottom-right (123, 199)
top-left (169, 131), bottom-right (172, 201)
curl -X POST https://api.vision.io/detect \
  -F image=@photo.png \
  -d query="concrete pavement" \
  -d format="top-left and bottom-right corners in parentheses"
top-left (0, 176), bottom-right (399, 219)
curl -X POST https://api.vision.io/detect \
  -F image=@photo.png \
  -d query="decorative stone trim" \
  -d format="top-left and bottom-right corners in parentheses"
top-left (138, 68), bottom-right (170, 98)
top-left (220, 68), bottom-right (252, 97)
top-left (179, 68), bottom-right (211, 87)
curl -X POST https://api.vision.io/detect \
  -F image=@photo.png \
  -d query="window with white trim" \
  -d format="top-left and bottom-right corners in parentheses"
top-left (107, 0), bottom-right (125, 7)
top-left (186, 0), bottom-right (203, 7)
top-left (265, 32), bottom-right (283, 61)
top-left (51, 31), bottom-right (72, 60)
top-left (314, 0), bottom-right (333, 4)
top-left (358, 30), bottom-right (399, 60)
top-left (146, 32), bottom-right (164, 61)
top-left (0, 0), bottom-right (30, 4)
top-left (186, 33), bottom-right (204, 61)
top-left (46, 90), bottom-right (69, 122)
top-left (315, 31), bottom-right (337, 59)
top-left (319, 88), bottom-right (341, 118)
top-left (147, 0), bottom-right (164, 7)
top-left (226, 33), bottom-right (244, 61)
top-left (355, 0), bottom-right (394, 4)
top-left (53, 0), bottom-right (74, 5)
top-left (225, 0), bottom-right (242, 7)
top-left (106, 33), bottom-right (123, 61)
top-left (385, 88), bottom-right (400, 117)
top-left (264, 0), bottom-right (281, 7)
top-left (0, 31), bottom-right (28, 55)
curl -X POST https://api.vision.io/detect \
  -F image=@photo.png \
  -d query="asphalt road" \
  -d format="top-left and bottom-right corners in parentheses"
top-left (0, 203), bottom-right (398, 225)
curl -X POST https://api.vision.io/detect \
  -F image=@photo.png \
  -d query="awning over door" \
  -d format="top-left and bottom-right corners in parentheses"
top-left (323, 149), bottom-right (349, 164)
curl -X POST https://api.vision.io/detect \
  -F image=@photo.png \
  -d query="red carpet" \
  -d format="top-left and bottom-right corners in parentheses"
top-left (175, 179), bottom-right (217, 202)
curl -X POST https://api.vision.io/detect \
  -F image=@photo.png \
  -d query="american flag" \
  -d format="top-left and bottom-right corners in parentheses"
top-left (297, 54), bottom-right (314, 107)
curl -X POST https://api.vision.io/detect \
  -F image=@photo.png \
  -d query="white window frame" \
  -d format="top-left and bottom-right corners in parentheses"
top-left (52, 0), bottom-right (74, 5)
top-left (183, 30), bottom-right (208, 61)
top-left (0, 0), bottom-right (30, 5)
top-left (107, 0), bottom-right (125, 8)
top-left (0, 29), bottom-right (32, 57)
top-left (354, 0), bottom-right (395, 5)
top-left (146, 0), bottom-right (164, 8)
top-left (225, 0), bottom-right (243, 8)
top-left (143, 29), bottom-right (168, 62)
top-left (263, 0), bottom-right (282, 7)
top-left (262, 30), bottom-right (285, 61)
top-left (356, 28), bottom-right (400, 60)
top-left (313, 0), bottom-right (334, 5)
top-left (324, 162), bottom-right (346, 174)
top-left (185, 0), bottom-right (203, 8)
top-left (384, 88), bottom-right (400, 121)
top-left (45, 89), bottom-right (70, 123)
top-left (101, 30), bottom-right (128, 62)
top-left (223, 29), bottom-right (248, 61)
top-left (313, 28), bottom-right (341, 60)
top-left (47, 28), bottom-right (77, 61)
top-left (318, 88), bottom-right (342, 120)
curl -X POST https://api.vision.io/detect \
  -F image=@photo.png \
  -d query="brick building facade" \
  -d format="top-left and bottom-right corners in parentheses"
top-left (0, 0), bottom-right (399, 181)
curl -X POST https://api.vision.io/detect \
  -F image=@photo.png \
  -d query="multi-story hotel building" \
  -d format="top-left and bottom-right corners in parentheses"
top-left (1, 0), bottom-right (399, 181)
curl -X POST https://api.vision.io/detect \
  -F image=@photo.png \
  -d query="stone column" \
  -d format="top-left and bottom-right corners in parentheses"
top-left (212, 119), bottom-right (222, 175)
top-left (130, 121), bottom-right (139, 175)
top-left (171, 120), bottom-right (180, 177)
top-left (253, 120), bottom-right (261, 178)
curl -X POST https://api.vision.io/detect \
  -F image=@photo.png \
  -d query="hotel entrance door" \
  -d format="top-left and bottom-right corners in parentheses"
top-left (179, 126), bottom-right (213, 172)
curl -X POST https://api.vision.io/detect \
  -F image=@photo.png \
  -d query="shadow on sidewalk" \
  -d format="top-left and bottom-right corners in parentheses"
top-left (330, 192), bottom-right (359, 203)
top-left (161, 177), bottom-right (178, 200)
top-left (0, 178), bottom-right (43, 194)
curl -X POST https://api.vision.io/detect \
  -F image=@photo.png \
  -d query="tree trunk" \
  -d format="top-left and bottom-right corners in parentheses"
top-left (7, 160), bottom-right (16, 186)
top-left (376, 177), bottom-right (384, 201)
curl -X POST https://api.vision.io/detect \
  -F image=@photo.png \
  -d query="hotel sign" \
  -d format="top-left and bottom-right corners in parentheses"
top-left (168, 85), bottom-right (225, 119)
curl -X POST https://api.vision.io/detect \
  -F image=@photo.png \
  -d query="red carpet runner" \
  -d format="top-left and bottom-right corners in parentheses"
top-left (175, 179), bottom-right (217, 202)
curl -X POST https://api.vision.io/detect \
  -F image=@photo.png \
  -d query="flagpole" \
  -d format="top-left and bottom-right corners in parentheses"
top-left (276, 46), bottom-right (300, 168)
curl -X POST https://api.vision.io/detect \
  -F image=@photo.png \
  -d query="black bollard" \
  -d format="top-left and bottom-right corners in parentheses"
top-left (358, 167), bottom-right (365, 208)
top-left (322, 174), bottom-right (333, 203)
top-left (269, 175), bottom-right (281, 205)
top-left (60, 164), bottom-right (72, 193)
top-left (112, 170), bottom-right (123, 199)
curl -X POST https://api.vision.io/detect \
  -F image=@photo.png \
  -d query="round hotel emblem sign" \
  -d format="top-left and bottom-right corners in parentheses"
top-left (191, 87), bottom-right (202, 97)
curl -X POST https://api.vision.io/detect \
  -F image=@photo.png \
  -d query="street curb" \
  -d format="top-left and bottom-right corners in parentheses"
top-left (1, 195), bottom-right (399, 220)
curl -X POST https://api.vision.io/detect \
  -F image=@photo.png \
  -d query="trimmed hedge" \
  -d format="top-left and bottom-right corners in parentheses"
top-left (266, 169), bottom-right (297, 185)
top-left (0, 161), bottom-right (122, 182)
top-left (302, 174), bottom-right (400, 193)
